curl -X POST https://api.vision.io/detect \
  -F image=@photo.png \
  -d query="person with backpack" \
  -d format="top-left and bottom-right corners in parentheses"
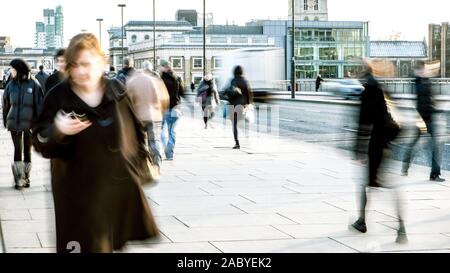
top-left (116, 58), bottom-right (136, 85)
top-left (2, 59), bottom-right (44, 190)
top-left (158, 59), bottom-right (185, 160)
top-left (221, 65), bottom-right (253, 150)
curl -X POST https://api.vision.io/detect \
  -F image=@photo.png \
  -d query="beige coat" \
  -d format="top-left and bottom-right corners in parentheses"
top-left (126, 71), bottom-right (169, 123)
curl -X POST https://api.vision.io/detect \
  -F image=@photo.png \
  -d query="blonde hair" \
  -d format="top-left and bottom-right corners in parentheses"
top-left (65, 33), bottom-right (104, 78)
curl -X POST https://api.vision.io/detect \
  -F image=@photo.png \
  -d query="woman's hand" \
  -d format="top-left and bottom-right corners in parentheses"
top-left (54, 110), bottom-right (92, 136)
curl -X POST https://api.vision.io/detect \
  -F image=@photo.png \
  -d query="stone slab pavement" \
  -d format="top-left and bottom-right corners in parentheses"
top-left (1, 109), bottom-right (450, 253)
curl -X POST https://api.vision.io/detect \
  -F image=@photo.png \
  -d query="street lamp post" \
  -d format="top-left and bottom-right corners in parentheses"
top-left (153, 0), bottom-right (156, 71)
top-left (96, 18), bottom-right (103, 47)
top-left (118, 4), bottom-right (126, 69)
top-left (203, 0), bottom-right (206, 76)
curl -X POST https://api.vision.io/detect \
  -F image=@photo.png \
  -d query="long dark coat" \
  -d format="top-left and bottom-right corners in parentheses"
top-left (358, 74), bottom-right (390, 186)
top-left (32, 78), bottom-right (159, 253)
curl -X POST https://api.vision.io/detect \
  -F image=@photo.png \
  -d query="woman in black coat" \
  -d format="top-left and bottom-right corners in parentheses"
top-left (2, 59), bottom-right (44, 190)
top-left (32, 33), bottom-right (158, 253)
top-left (351, 63), bottom-right (407, 244)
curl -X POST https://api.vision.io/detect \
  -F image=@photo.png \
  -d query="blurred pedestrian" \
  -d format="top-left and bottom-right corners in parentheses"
top-left (316, 74), bottom-right (323, 92)
top-left (127, 60), bottom-right (169, 173)
top-left (2, 59), bottom-right (44, 190)
top-left (351, 60), bottom-right (407, 244)
top-left (35, 65), bottom-right (49, 92)
top-left (32, 33), bottom-right (159, 253)
top-left (159, 59), bottom-right (185, 161)
top-left (45, 49), bottom-right (66, 94)
top-left (401, 61), bottom-right (445, 182)
top-left (221, 65), bottom-right (253, 149)
top-left (197, 73), bottom-right (220, 129)
top-left (191, 81), bottom-right (195, 93)
top-left (142, 60), bottom-right (160, 78)
top-left (107, 65), bottom-right (117, 79)
top-left (116, 58), bottom-right (135, 85)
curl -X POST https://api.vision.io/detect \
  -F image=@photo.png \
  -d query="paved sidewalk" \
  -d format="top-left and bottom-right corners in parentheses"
top-left (1, 111), bottom-right (450, 253)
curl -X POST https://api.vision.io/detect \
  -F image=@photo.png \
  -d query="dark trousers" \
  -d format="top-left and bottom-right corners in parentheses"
top-left (11, 130), bottom-right (32, 162)
top-left (368, 135), bottom-right (385, 186)
top-left (403, 119), bottom-right (441, 176)
top-left (233, 112), bottom-right (239, 144)
top-left (356, 132), bottom-right (405, 225)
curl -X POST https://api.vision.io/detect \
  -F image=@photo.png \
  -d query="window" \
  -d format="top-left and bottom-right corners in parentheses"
top-left (192, 75), bottom-right (203, 85)
top-left (300, 30), bottom-right (313, 41)
top-left (314, 0), bottom-right (319, 10)
top-left (344, 47), bottom-right (363, 60)
top-left (319, 66), bottom-right (338, 79)
top-left (296, 65), bottom-right (315, 79)
top-left (170, 57), bottom-right (183, 69)
top-left (319, 47), bottom-right (337, 60)
top-left (304, 0), bottom-right (309, 10)
top-left (145, 35), bottom-right (150, 40)
top-left (295, 47), bottom-right (314, 60)
top-left (304, 16), bottom-right (309, 21)
top-left (131, 35), bottom-right (137, 43)
top-left (314, 17), bottom-right (319, 21)
top-left (213, 57), bottom-right (223, 69)
top-left (344, 66), bottom-right (363, 78)
top-left (192, 57), bottom-right (204, 69)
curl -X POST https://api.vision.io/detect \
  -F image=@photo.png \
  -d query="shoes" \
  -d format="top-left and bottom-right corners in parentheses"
top-left (232, 144), bottom-right (240, 150)
top-left (11, 162), bottom-right (26, 190)
top-left (350, 219), bottom-right (367, 233)
top-left (401, 168), bottom-right (408, 177)
top-left (23, 162), bottom-right (32, 188)
top-left (430, 175), bottom-right (445, 182)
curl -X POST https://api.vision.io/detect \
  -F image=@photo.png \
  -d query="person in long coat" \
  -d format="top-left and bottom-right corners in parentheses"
top-left (351, 60), bottom-right (407, 244)
top-left (197, 73), bottom-right (219, 129)
top-left (32, 33), bottom-right (158, 253)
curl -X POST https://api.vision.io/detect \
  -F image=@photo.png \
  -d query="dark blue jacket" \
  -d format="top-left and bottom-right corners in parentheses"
top-left (3, 79), bottom-right (44, 131)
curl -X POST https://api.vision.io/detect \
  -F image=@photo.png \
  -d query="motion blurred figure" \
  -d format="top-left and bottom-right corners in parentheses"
top-left (401, 61), bottom-right (445, 182)
top-left (127, 60), bottom-right (169, 173)
top-left (45, 49), bottom-right (66, 94)
top-left (351, 59), bottom-right (407, 244)
top-left (221, 65), bottom-right (253, 150)
top-left (116, 58), bottom-right (135, 85)
top-left (107, 65), bottom-right (117, 79)
top-left (197, 73), bottom-right (220, 129)
top-left (32, 33), bottom-right (158, 253)
top-left (316, 74), bottom-right (323, 92)
top-left (35, 65), bottom-right (49, 92)
top-left (159, 59), bottom-right (185, 161)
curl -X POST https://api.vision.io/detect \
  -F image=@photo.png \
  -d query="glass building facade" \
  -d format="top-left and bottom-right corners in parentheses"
top-left (290, 21), bottom-right (369, 79)
top-left (429, 22), bottom-right (450, 78)
top-left (247, 20), bottom-right (370, 79)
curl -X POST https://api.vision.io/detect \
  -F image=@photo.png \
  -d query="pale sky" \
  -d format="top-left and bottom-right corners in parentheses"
top-left (0, 0), bottom-right (449, 49)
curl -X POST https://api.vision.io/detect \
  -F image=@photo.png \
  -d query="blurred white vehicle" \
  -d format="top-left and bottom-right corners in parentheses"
top-left (322, 79), bottom-right (365, 99)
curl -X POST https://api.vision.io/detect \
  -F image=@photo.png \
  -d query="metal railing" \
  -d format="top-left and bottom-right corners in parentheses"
top-left (294, 78), bottom-right (450, 95)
